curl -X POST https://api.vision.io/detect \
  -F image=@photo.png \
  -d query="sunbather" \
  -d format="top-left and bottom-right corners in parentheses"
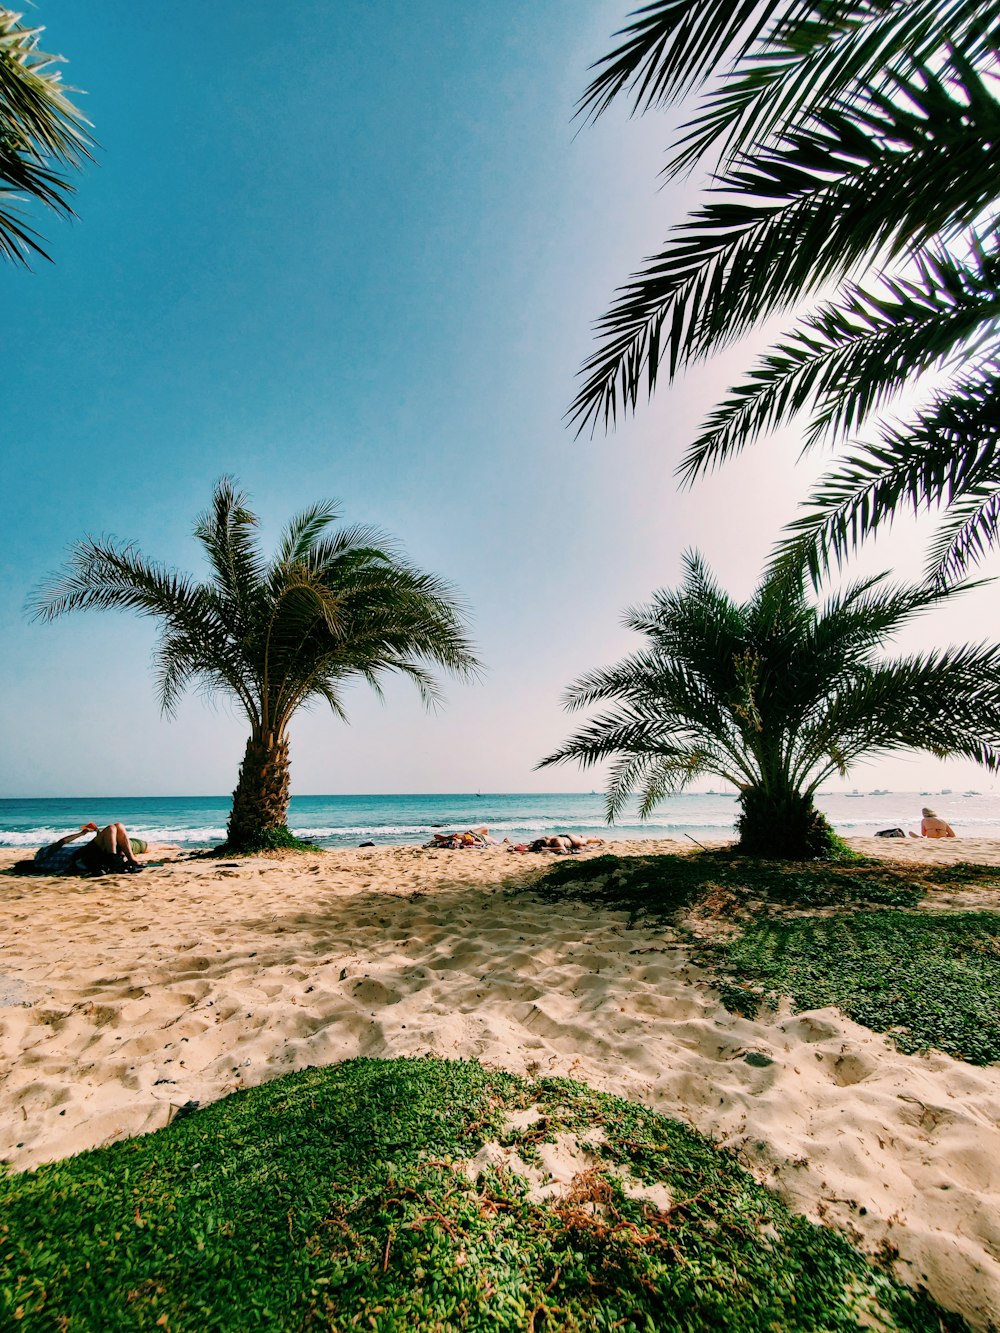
top-left (425, 825), bottom-right (495, 849)
top-left (32, 823), bottom-right (173, 875)
top-left (920, 807), bottom-right (956, 838)
top-left (519, 834), bottom-right (605, 854)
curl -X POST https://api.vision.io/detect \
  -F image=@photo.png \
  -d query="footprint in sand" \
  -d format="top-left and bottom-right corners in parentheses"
top-left (348, 977), bottom-right (403, 1006)
top-left (826, 1050), bottom-right (879, 1087)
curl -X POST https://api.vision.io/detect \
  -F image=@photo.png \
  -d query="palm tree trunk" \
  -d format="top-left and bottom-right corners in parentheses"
top-left (736, 785), bottom-right (837, 859)
top-left (226, 733), bottom-right (293, 851)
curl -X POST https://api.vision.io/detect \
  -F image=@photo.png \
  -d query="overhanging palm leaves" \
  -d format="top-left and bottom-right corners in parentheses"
top-left (540, 553), bottom-right (1000, 857)
top-left (31, 479), bottom-right (480, 850)
top-left (0, 10), bottom-right (92, 263)
top-left (777, 376), bottom-right (1000, 583)
top-left (573, 1), bottom-right (1000, 579)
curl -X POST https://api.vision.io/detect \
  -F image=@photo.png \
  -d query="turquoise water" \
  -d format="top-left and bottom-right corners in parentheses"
top-left (2, 790), bottom-right (998, 849)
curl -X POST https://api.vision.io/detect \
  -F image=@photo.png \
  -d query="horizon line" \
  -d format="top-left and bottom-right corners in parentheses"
top-left (0, 788), bottom-right (981, 803)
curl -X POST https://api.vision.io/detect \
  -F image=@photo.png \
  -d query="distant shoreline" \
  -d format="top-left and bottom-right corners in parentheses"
top-left (3, 789), bottom-right (1000, 849)
top-left (0, 788), bottom-right (991, 801)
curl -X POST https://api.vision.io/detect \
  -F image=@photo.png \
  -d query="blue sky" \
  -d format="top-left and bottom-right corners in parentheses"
top-left (3, 0), bottom-right (998, 798)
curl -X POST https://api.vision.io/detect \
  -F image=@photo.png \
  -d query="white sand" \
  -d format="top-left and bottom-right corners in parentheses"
top-left (1, 836), bottom-right (999, 1327)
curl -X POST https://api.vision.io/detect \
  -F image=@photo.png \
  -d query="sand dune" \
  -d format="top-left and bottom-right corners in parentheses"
top-left (1, 837), bottom-right (999, 1328)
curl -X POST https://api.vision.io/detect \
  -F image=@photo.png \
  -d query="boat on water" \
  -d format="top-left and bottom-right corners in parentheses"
top-left (845, 789), bottom-right (864, 797)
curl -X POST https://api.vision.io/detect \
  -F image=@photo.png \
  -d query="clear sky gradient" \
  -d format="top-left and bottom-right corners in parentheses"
top-left (3, 1), bottom-right (998, 799)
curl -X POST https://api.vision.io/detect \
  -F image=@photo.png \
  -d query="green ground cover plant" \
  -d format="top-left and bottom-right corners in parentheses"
top-left (0, 1058), bottom-right (967, 1331)
top-left (534, 851), bottom-right (928, 926)
top-left (709, 911), bottom-right (1000, 1064)
top-left (535, 852), bottom-right (1000, 1064)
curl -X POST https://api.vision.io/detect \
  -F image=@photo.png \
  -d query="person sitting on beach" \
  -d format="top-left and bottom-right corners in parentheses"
top-left (425, 825), bottom-right (495, 849)
top-left (33, 822), bottom-right (152, 875)
top-left (919, 807), bottom-right (956, 839)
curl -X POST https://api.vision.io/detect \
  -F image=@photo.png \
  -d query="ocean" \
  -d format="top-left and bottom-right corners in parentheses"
top-left (1, 790), bottom-right (998, 850)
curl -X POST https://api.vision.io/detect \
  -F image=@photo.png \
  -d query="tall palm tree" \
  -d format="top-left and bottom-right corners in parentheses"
top-left (540, 553), bottom-right (1000, 859)
top-left (0, 9), bottom-right (92, 264)
top-left (31, 479), bottom-right (481, 852)
top-left (571, 1), bottom-right (1000, 581)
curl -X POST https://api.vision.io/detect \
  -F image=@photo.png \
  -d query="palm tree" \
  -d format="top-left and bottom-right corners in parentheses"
top-left (540, 553), bottom-right (1000, 859)
top-left (31, 479), bottom-right (481, 852)
top-left (0, 9), bottom-right (93, 264)
top-left (571, 1), bottom-right (1000, 581)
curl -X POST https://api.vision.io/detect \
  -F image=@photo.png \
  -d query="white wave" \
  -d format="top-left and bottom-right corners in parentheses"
top-left (4, 804), bottom-right (999, 849)
top-left (293, 817), bottom-right (743, 835)
top-left (0, 825), bottom-right (227, 848)
top-left (0, 827), bottom-right (68, 848)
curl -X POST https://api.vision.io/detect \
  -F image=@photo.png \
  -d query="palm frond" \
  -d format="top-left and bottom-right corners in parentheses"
top-left (0, 186), bottom-right (48, 261)
top-left (667, 1), bottom-right (998, 176)
top-left (570, 50), bottom-right (1000, 435)
top-left (0, 11), bottom-right (93, 263)
top-left (153, 623), bottom-right (261, 723)
top-left (812, 648), bottom-right (1000, 767)
top-left (925, 487), bottom-right (1000, 584)
top-left (275, 501), bottom-right (339, 566)
top-left (578, 0), bottom-right (803, 122)
top-left (383, 660), bottom-right (444, 709)
top-left (193, 477), bottom-right (265, 607)
top-left (305, 678), bottom-right (350, 724)
top-left (775, 376), bottom-right (1000, 581)
top-left (682, 243), bottom-right (1000, 480)
top-left (29, 537), bottom-right (203, 622)
top-left (154, 638), bottom-right (205, 718)
top-left (604, 753), bottom-right (657, 823)
top-left (306, 526), bottom-right (402, 573)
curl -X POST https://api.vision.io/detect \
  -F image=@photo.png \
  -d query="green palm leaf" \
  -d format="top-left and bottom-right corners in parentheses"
top-left (0, 10), bottom-right (93, 263)
top-left (571, 53), bottom-right (1000, 435)
top-left (776, 377), bottom-right (1000, 581)
top-left (682, 242), bottom-right (1000, 480)
top-left (576, 0), bottom-right (1000, 574)
top-left (666, 2), bottom-right (998, 176)
top-left (578, 0), bottom-right (806, 122)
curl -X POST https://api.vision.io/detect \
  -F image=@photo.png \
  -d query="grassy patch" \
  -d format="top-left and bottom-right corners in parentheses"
top-left (214, 825), bottom-right (325, 855)
top-left (911, 861), bottom-right (1000, 887)
top-left (0, 1058), bottom-right (968, 1331)
top-left (533, 851), bottom-right (925, 927)
top-left (707, 911), bottom-right (1000, 1064)
top-left (535, 853), bottom-right (1000, 1064)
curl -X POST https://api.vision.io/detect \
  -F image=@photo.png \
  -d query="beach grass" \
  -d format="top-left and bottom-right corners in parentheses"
top-left (708, 910), bottom-right (1000, 1064)
top-left (534, 851), bottom-right (1000, 1065)
top-left (532, 850), bottom-right (932, 924)
top-left (0, 1057), bottom-right (968, 1331)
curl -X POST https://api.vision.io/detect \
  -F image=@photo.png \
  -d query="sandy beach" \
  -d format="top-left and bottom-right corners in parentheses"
top-left (2, 836), bottom-right (999, 1328)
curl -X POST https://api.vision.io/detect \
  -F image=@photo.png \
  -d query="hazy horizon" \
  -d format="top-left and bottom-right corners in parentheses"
top-left (2, 782), bottom-right (993, 801)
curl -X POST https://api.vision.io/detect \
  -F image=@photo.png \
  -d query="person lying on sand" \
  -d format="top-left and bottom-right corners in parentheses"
top-left (514, 834), bottom-right (606, 854)
top-left (31, 823), bottom-right (178, 875)
top-left (424, 826), bottom-right (496, 849)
